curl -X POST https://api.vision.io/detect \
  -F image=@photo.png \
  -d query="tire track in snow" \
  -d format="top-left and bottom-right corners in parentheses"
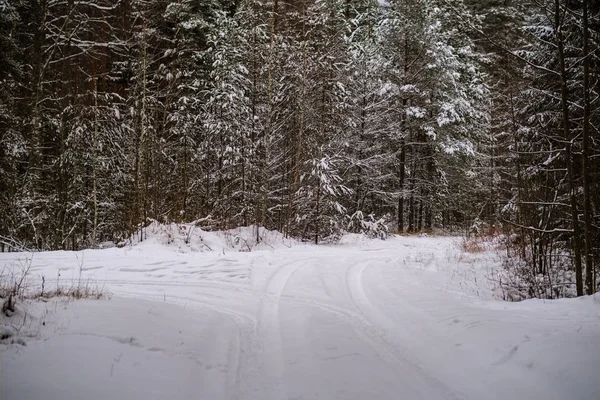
top-left (126, 291), bottom-right (253, 400)
top-left (55, 249), bottom-right (460, 398)
top-left (224, 313), bottom-right (245, 400)
top-left (345, 260), bottom-right (461, 400)
top-left (181, 297), bottom-right (250, 400)
top-left (116, 266), bottom-right (466, 400)
top-left (249, 257), bottom-right (314, 400)
top-left (108, 255), bottom-right (449, 399)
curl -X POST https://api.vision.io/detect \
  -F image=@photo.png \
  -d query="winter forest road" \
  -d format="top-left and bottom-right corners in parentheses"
top-left (2, 235), bottom-right (600, 400)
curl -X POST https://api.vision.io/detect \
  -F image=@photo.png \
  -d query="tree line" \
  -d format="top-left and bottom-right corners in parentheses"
top-left (0, 0), bottom-right (598, 295)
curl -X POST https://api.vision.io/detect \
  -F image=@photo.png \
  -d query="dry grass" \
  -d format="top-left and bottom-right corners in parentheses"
top-left (460, 236), bottom-right (488, 253)
top-left (35, 281), bottom-right (107, 301)
top-left (1, 254), bottom-right (108, 317)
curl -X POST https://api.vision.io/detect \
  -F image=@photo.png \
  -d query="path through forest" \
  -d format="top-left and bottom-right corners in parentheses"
top-left (1, 235), bottom-right (599, 399)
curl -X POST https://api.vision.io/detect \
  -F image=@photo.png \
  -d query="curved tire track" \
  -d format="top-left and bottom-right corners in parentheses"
top-left (249, 257), bottom-right (315, 399)
top-left (345, 261), bottom-right (461, 400)
top-left (123, 291), bottom-right (252, 400)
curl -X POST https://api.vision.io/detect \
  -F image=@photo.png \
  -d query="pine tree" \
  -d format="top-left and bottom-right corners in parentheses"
top-left (0, 0), bottom-right (24, 247)
top-left (0, 0), bottom-right (596, 297)
top-left (343, 0), bottom-right (395, 236)
top-left (380, 0), bottom-right (488, 232)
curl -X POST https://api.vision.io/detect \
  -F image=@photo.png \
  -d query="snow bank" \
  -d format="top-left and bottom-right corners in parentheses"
top-left (124, 221), bottom-right (300, 253)
top-left (336, 232), bottom-right (379, 246)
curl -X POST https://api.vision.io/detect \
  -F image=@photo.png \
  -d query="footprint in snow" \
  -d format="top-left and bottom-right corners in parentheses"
top-left (119, 267), bottom-right (167, 272)
top-left (82, 266), bottom-right (103, 271)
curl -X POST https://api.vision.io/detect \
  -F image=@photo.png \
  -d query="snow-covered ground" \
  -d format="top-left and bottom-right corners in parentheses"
top-left (1, 232), bottom-right (599, 400)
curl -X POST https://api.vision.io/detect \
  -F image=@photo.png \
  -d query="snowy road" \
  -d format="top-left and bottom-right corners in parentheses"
top-left (2, 235), bottom-right (600, 400)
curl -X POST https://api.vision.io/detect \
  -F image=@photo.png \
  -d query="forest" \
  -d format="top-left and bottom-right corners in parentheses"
top-left (0, 0), bottom-right (598, 297)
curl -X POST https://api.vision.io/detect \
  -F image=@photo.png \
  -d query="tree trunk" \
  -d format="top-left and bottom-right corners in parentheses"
top-left (92, 76), bottom-right (99, 246)
top-left (398, 37), bottom-right (410, 234)
top-left (258, 0), bottom-right (279, 242)
top-left (581, 0), bottom-right (594, 295)
top-left (398, 138), bottom-right (406, 233)
top-left (555, 0), bottom-right (584, 296)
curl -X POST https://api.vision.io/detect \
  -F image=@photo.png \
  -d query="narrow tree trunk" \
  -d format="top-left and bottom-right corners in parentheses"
top-left (555, 0), bottom-right (584, 296)
top-left (398, 138), bottom-right (406, 233)
top-left (258, 0), bottom-right (279, 242)
top-left (408, 174), bottom-right (415, 233)
top-left (57, 112), bottom-right (68, 249)
top-left (315, 184), bottom-right (321, 245)
top-left (288, 14), bottom-right (307, 236)
top-left (417, 196), bottom-right (423, 232)
top-left (249, 19), bottom-right (258, 230)
top-left (182, 130), bottom-right (188, 220)
top-left (425, 143), bottom-right (434, 230)
top-left (92, 76), bottom-right (99, 246)
top-left (133, 23), bottom-right (149, 237)
top-left (30, 1), bottom-right (49, 197)
top-left (509, 86), bottom-right (527, 259)
top-left (398, 37), bottom-right (410, 234)
top-left (581, 0), bottom-right (594, 294)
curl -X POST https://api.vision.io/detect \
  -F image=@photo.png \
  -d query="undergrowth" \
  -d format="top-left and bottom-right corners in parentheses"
top-left (469, 232), bottom-right (600, 301)
top-left (1, 254), bottom-right (107, 318)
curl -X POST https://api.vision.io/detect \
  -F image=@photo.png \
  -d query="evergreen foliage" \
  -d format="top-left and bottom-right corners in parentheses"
top-left (0, 0), bottom-right (597, 296)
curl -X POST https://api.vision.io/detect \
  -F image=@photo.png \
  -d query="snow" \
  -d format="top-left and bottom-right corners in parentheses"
top-left (123, 222), bottom-right (300, 253)
top-left (1, 234), bottom-right (599, 400)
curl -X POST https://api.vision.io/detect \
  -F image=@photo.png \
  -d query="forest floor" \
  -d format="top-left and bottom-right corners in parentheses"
top-left (1, 230), bottom-right (599, 400)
